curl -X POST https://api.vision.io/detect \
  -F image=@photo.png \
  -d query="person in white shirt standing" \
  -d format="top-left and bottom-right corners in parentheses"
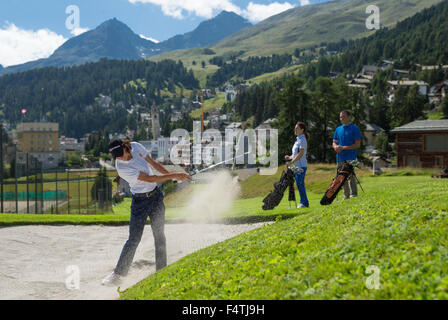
top-left (285, 121), bottom-right (310, 208)
top-left (102, 139), bottom-right (190, 286)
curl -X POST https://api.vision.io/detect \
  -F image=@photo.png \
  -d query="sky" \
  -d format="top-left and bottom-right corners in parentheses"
top-left (0, 0), bottom-right (332, 68)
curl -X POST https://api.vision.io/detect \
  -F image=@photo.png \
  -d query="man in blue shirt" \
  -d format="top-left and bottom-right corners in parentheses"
top-left (332, 110), bottom-right (361, 200)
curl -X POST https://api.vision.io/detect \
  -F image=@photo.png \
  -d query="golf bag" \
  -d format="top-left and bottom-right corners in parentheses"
top-left (262, 167), bottom-right (297, 210)
top-left (320, 161), bottom-right (355, 206)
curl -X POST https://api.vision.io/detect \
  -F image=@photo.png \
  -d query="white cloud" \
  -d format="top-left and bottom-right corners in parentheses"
top-left (140, 34), bottom-right (159, 43)
top-left (242, 2), bottom-right (296, 23)
top-left (129, 0), bottom-right (241, 19)
top-left (0, 22), bottom-right (67, 67)
top-left (70, 27), bottom-right (89, 36)
top-left (300, 0), bottom-right (311, 5)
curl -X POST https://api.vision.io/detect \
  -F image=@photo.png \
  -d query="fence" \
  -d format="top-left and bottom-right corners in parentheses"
top-left (1, 161), bottom-right (117, 215)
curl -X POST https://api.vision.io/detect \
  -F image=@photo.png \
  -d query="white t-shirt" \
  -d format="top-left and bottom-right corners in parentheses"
top-left (115, 142), bottom-right (157, 194)
top-left (292, 134), bottom-right (308, 168)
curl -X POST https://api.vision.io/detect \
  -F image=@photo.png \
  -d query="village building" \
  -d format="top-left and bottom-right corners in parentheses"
top-left (388, 80), bottom-right (429, 96)
top-left (391, 120), bottom-right (448, 168)
top-left (16, 122), bottom-right (62, 170)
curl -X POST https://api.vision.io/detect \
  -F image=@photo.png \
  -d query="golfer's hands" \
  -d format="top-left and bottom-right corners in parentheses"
top-left (334, 145), bottom-right (344, 154)
top-left (285, 155), bottom-right (292, 161)
top-left (172, 172), bottom-right (190, 182)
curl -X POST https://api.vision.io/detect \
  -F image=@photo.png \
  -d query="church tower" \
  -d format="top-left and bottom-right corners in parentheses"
top-left (151, 103), bottom-right (160, 139)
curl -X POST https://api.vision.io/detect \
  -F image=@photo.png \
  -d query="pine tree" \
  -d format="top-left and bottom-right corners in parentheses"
top-left (274, 77), bottom-right (309, 159)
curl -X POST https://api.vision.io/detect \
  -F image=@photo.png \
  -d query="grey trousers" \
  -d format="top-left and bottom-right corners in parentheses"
top-left (337, 162), bottom-right (358, 199)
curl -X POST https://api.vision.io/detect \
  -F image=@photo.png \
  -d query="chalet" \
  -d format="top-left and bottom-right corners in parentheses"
top-left (388, 80), bottom-right (429, 96)
top-left (364, 123), bottom-right (385, 149)
top-left (391, 120), bottom-right (448, 168)
top-left (393, 69), bottom-right (410, 77)
top-left (360, 65), bottom-right (378, 77)
top-left (349, 78), bottom-right (371, 88)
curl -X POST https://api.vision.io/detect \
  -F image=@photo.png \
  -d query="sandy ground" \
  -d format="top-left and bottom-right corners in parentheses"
top-left (0, 222), bottom-right (267, 300)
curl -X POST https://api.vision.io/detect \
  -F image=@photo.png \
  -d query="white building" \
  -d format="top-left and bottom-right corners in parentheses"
top-left (388, 80), bottom-right (429, 96)
top-left (157, 137), bottom-right (177, 162)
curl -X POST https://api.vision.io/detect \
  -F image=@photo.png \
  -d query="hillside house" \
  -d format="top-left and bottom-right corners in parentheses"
top-left (393, 69), bottom-right (410, 77)
top-left (364, 123), bottom-right (385, 149)
top-left (388, 80), bottom-right (429, 96)
top-left (348, 77), bottom-right (371, 90)
top-left (391, 120), bottom-right (448, 168)
top-left (360, 65), bottom-right (378, 77)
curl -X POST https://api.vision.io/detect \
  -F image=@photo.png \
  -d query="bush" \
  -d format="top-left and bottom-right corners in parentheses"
top-left (91, 167), bottom-right (112, 204)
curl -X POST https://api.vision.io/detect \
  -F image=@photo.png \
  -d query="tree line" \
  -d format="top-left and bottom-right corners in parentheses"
top-left (0, 59), bottom-right (199, 139)
top-left (206, 54), bottom-right (293, 87)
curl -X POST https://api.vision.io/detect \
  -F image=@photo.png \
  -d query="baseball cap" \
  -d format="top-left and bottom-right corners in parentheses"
top-left (108, 139), bottom-right (124, 159)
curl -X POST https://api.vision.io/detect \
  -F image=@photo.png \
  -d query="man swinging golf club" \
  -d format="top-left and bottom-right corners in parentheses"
top-left (102, 139), bottom-right (190, 286)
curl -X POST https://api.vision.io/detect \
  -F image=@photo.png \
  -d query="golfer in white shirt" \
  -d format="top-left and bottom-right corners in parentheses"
top-left (102, 139), bottom-right (189, 286)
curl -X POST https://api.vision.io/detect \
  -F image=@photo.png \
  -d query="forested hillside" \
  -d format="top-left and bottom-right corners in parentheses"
top-left (206, 54), bottom-right (293, 87)
top-left (0, 59), bottom-right (199, 138)
top-left (303, 0), bottom-right (448, 78)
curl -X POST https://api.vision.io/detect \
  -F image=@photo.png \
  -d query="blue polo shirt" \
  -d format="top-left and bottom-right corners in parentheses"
top-left (333, 122), bottom-right (361, 162)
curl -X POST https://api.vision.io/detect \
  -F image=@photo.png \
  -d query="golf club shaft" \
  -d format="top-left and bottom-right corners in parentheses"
top-left (191, 151), bottom-right (251, 176)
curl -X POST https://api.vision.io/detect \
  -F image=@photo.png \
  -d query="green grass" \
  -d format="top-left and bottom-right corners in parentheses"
top-left (189, 92), bottom-right (227, 119)
top-left (427, 111), bottom-right (445, 120)
top-left (0, 213), bottom-right (131, 226)
top-left (119, 174), bottom-right (448, 300)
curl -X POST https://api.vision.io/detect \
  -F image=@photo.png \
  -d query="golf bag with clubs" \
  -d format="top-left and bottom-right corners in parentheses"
top-left (320, 160), bottom-right (359, 205)
top-left (262, 167), bottom-right (302, 210)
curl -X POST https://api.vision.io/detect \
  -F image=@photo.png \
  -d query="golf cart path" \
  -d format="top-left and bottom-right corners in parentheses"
top-left (0, 223), bottom-right (267, 300)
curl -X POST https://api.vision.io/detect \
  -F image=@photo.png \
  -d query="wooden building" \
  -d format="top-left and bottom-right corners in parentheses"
top-left (391, 120), bottom-right (448, 168)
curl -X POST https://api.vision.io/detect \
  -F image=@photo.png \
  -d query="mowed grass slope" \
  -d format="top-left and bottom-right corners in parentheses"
top-left (121, 172), bottom-right (448, 299)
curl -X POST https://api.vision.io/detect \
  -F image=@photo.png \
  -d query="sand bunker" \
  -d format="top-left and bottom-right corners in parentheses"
top-left (0, 222), bottom-right (267, 300)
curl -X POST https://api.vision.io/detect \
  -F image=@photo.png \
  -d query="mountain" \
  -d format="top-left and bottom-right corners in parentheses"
top-left (0, 12), bottom-right (251, 76)
top-left (150, 0), bottom-right (444, 63)
top-left (0, 18), bottom-right (158, 76)
top-left (157, 11), bottom-right (251, 53)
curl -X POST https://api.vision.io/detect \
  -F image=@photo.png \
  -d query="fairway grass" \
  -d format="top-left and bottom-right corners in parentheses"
top-left (120, 175), bottom-right (448, 299)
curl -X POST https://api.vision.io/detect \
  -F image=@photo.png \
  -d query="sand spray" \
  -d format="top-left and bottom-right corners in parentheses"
top-left (177, 170), bottom-right (241, 222)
